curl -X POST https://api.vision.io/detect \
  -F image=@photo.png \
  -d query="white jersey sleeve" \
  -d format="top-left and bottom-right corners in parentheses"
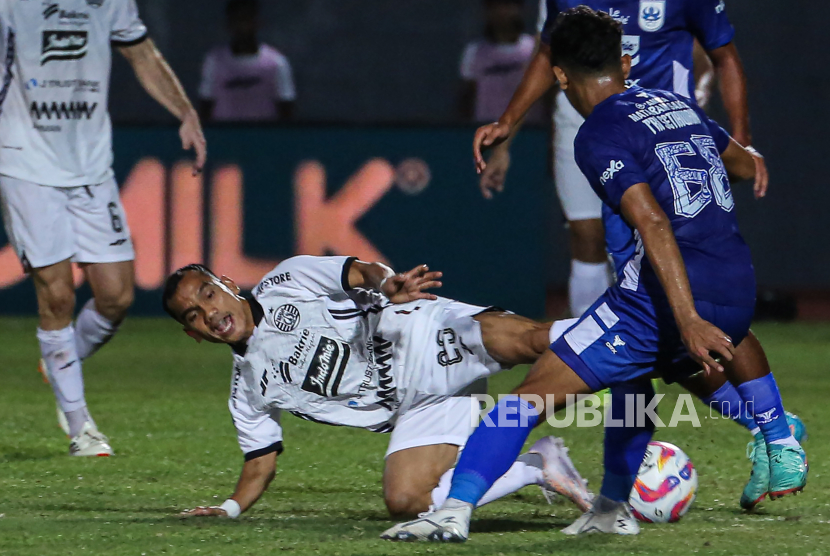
top-left (199, 50), bottom-right (218, 100)
top-left (254, 255), bottom-right (356, 301)
top-left (537, 0), bottom-right (548, 34)
top-left (109, 0), bottom-right (147, 45)
top-left (273, 51), bottom-right (296, 102)
top-left (459, 42), bottom-right (479, 81)
top-left (229, 364), bottom-right (284, 460)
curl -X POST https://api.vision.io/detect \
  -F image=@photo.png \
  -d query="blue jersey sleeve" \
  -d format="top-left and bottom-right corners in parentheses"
top-left (574, 126), bottom-right (649, 210)
top-left (686, 0), bottom-right (735, 51)
top-left (539, 0), bottom-right (559, 45)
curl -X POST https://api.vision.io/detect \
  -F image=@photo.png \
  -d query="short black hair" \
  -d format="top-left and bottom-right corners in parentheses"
top-left (226, 0), bottom-right (258, 18)
top-left (549, 6), bottom-right (623, 75)
top-left (162, 264), bottom-right (219, 321)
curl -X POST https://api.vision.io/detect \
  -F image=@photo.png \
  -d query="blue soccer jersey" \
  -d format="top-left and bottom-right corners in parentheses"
top-left (574, 86), bottom-right (755, 308)
top-left (540, 0), bottom-right (734, 100)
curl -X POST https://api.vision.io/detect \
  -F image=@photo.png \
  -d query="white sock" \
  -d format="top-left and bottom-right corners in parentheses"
top-left (569, 260), bottom-right (611, 317)
top-left (75, 299), bottom-right (119, 360)
top-left (432, 461), bottom-right (543, 509)
top-left (37, 326), bottom-right (89, 437)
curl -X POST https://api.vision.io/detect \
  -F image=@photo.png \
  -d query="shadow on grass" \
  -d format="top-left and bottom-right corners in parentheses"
top-left (1, 448), bottom-right (62, 462)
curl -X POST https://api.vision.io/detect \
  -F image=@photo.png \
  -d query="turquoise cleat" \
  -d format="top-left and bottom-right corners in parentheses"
top-left (740, 434), bottom-right (769, 510)
top-left (768, 445), bottom-right (808, 499)
top-left (785, 411), bottom-right (807, 443)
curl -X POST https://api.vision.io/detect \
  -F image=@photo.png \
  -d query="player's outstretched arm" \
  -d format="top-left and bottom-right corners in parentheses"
top-left (473, 43), bottom-right (554, 178)
top-left (347, 261), bottom-right (443, 304)
top-left (720, 139), bottom-right (768, 198)
top-left (119, 38), bottom-right (207, 175)
top-left (620, 183), bottom-right (736, 373)
top-left (181, 452), bottom-right (277, 518)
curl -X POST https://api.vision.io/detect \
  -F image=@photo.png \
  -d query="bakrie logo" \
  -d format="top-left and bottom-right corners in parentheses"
top-left (41, 30), bottom-right (88, 65)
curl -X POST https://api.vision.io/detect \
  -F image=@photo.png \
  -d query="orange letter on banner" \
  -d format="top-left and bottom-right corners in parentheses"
top-left (120, 158), bottom-right (166, 290)
top-left (170, 161), bottom-right (204, 271)
top-left (209, 165), bottom-right (280, 288)
top-left (294, 159), bottom-right (394, 263)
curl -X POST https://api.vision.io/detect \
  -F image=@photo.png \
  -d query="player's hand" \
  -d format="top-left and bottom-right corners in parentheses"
top-left (679, 316), bottom-right (735, 374)
top-left (381, 265), bottom-right (443, 304)
top-left (479, 146), bottom-right (511, 199)
top-left (746, 147), bottom-right (768, 199)
top-left (180, 506), bottom-right (228, 518)
top-left (473, 122), bottom-right (511, 174)
top-left (180, 108), bottom-right (207, 176)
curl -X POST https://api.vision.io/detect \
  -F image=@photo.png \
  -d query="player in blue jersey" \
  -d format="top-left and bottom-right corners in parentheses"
top-left (475, 0), bottom-right (764, 319)
top-left (476, 0), bottom-right (792, 512)
top-left (384, 8), bottom-right (806, 541)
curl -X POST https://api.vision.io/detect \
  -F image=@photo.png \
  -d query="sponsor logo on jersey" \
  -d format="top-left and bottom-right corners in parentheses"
top-left (253, 271), bottom-right (292, 295)
top-left (600, 160), bottom-right (625, 185)
top-left (638, 0), bottom-right (666, 32)
top-left (622, 35), bottom-right (640, 67)
top-left (372, 336), bottom-right (398, 411)
top-left (608, 8), bottom-right (630, 24)
top-left (43, 3), bottom-right (59, 19)
top-left (25, 78), bottom-right (101, 93)
top-left (269, 303), bottom-right (300, 332)
top-left (30, 100), bottom-right (98, 120)
top-left (605, 335), bottom-right (626, 354)
top-left (86, 0), bottom-right (104, 7)
top-left (41, 30), bottom-right (88, 65)
top-left (288, 328), bottom-right (313, 366)
top-left (301, 337), bottom-right (350, 397)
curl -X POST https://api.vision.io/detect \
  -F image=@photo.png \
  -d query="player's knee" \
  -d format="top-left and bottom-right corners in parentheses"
top-left (38, 281), bottom-right (76, 321)
top-left (384, 487), bottom-right (430, 518)
top-left (95, 286), bottom-right (134, 322)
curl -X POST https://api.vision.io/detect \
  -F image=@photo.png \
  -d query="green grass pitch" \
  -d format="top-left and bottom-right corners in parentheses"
top-left (0, 317), bottom-right (828, 555)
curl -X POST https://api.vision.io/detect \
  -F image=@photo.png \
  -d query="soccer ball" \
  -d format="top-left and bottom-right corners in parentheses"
top-left (629, 441), bottom-right (698, 523)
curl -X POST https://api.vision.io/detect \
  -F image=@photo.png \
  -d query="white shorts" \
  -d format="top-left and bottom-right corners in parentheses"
top-left (553, 90), bottom-right (603, 221)
top-left (0, 175), bottom-right (134, 271)
top-left (385, 387), bottom-right (485, 457)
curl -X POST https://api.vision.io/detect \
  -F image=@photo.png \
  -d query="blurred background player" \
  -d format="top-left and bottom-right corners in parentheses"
top-left (0, 0), bottom-right (206, 456)
top-left (458, 0), bottom-right (545, 125)
top-left (199, 0), bottom-right (296, 123)
top-left (474, 0), bottom-right (761, 318)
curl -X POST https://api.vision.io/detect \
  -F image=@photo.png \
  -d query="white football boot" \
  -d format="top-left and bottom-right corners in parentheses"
top-left (529, 436), bottom-right (594, 512)
top-left (380, 500), bottom-right (472, 542)
top-left (562, 495), bottom-right (639, 536)
top-left (69, 422), bottom-right (114, 457)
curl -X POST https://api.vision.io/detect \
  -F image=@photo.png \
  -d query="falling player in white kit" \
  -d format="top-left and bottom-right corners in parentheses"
top-left (162, 256), bottom-right (593, 519)
top-left (0, 0), bottom-right (206, 456)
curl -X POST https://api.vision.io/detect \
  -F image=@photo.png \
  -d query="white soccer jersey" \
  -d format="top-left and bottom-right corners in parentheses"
top-left (227, 256), bottom-right (502, 458)
top-left (0, 0), bottom-right (147, 186)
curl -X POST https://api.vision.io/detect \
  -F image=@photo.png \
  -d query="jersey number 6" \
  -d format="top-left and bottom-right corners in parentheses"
top-left (655, 134), bottom-right (734, 218)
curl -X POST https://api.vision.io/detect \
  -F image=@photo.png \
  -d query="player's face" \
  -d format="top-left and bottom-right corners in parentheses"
top-left (169, 272), bottom-right (252, 345)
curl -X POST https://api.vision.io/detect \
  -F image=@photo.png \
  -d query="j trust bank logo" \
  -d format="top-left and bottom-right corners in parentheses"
top-left (41, 30), bottom-right (88, 65)
top-left (600, 160), bottom-right (625, 185)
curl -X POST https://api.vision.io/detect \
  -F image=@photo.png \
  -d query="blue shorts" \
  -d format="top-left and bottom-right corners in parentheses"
top-left (551, 287), bottom-right (754, 391)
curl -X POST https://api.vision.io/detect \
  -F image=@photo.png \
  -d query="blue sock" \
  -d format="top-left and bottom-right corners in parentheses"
top-left (447, 396), bottom-right (539, 506)
top-left (601, 381), bottom-right (655, 502)
top-left (735, 374), bottom-right (792, 443)
top-left (701, 381), bottom-right (757, 433)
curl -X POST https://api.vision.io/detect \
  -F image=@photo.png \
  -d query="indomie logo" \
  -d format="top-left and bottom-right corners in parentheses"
top-left (301, 337), bottom-right (349, 397)
top-left (41, 30), bottom-right (88, 65)
top-left (30, 101), bottom-right (98, 120)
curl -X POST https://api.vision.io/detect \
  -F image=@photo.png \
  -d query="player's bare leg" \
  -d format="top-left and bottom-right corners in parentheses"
top-left (474, 311), bottom-right (550, 366)
top-left (383, 444), bottom-right (459, 518)
top-left (567, 218), bottom-right (609, 317)
top-left (33, 259), bottom-right (113, 456)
